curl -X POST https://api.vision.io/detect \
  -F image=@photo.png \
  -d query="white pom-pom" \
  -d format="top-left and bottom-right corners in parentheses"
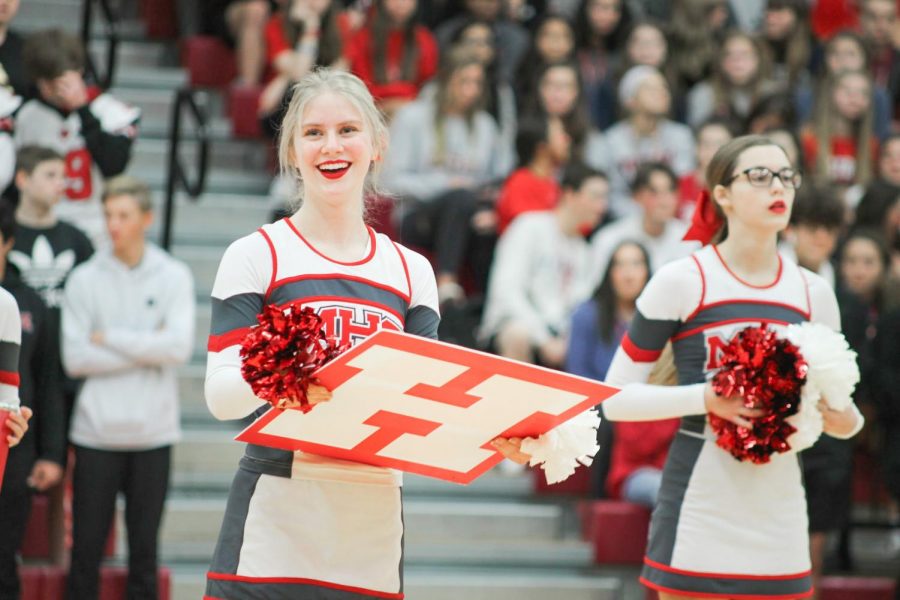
top-left (519, 409), bottom-right (601, 485)
top-left (784, 322), bottom-right (859, 450)
top-left (786, 322), bottom-right (859, 410)
top-left (785, 382), bottom-right (823, 452)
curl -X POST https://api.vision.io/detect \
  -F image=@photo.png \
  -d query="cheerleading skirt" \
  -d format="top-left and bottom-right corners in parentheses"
top-left (204, 466), bottom-right (404, 599)
top-left (640, 418), bottom-right (813, 599)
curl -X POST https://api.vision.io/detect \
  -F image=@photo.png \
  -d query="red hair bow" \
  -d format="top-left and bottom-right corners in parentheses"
top-left (683, 189), bottom-right (723, 245)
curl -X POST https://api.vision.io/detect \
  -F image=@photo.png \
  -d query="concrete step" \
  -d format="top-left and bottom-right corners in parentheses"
top-left (172, 429), bottom-right (245, 490)
top-left (178, 364), bottom-right (208, 423)
top-left (14, 0), bottom-right (82, 32)
top-left (157, 496), bottom-right (566, 552)
top-left (133, 137), bottom-right (270, 178)
top-left (159, 536), bottom-right (596, 569)
top-left (172, 245), bottom-right (224, 301)
top-left (90, 39), bottom-right (174, 70)
top-left (113, 66), bottom-right (188, 90)
top-left (113, 88), bottom-right (228, 139)
top-left (404, 569), bottom-right (622, 600)
top-left (140, 114), bottom-right (235, 142)
top-left (171, 426), bottom-right (535, 490)
top-left (193, 303), bottom-right (211, 361)
top-left (161, 193), bottom-right (271, 245)
top-left (126, 163), bottom-right (272, 196)
top-left (172, 425), bottom-right (538, 497)
top-left (169, 565), bottom-right (624, 600)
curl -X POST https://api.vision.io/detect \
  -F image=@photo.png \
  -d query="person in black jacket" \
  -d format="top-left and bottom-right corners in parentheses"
top-left (0, 196), bottom-right (65, 600)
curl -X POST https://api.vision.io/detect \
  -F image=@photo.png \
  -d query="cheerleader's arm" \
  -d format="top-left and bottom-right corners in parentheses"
top-left (601, 258), bottom-right (707, 422)
top-left (205, 234), bottom-right (272, 421)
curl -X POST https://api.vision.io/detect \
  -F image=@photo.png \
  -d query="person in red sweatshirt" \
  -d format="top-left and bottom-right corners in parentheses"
top-left (346, 0), bottom-right (439, 119)
top-left (495, 113), bottom-right (570, 235)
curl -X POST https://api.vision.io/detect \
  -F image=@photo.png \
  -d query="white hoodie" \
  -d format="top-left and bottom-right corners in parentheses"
top-left (62, 244), bottom-right (195, 450)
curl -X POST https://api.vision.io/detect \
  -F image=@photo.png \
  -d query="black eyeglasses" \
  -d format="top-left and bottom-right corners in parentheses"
top-left (725, 166), bottom-right (802, 190)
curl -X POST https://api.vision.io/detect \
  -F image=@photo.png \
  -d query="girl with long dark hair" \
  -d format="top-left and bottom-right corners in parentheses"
top-left (346, 0), bottom-right (439, 118)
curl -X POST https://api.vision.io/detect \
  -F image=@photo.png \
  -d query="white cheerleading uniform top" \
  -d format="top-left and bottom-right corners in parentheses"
top-left (205, 218), bottom-right (440, 488)
top-left (0, 287), bottom-right (20, 409)
top-left (599, 245), bottom-right (863, 596)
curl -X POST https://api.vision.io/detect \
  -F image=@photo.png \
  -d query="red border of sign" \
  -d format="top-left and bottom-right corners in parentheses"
top-left (237, 330), bottom-right (619, 484)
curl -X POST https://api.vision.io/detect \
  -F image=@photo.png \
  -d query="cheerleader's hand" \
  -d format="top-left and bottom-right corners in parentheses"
top-left (818, 399), bottom-right (859, 437)
top-left (704, 383), bottom-right (765, 429)
top-left (6, 406), bottom-right (32, 448)
top-left (276, 384), bottom-right (332, 410)
top-left (491, 437), bottom-right (532, 465)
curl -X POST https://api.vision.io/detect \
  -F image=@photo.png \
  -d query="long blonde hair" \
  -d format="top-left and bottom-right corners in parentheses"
top-left (278, 68), bottom-right (390, 209)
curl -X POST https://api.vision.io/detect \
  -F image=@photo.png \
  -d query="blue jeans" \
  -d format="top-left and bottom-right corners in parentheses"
top-left (622, 466), bottom-right (663, 508)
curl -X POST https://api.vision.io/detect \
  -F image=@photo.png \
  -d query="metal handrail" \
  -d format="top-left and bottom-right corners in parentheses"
top-left (81, 0), bottom-right (119, 90)
top-left (161, 88), bottom-right (209, 250)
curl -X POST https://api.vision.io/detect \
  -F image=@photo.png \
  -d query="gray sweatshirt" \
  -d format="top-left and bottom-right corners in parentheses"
top-left (62, 243), bottom-right (195, 450)
top-left (480, 212), bottom-right (593, 345)
top-left (382, 98), bottom-right (514, 202)
top-left (603, 119), bottom-right (696, 218)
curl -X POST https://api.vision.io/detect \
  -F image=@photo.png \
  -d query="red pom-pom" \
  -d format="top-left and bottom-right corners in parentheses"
top-left (708, 324), bottom-right (807, 464)
top-left (240, 303), bottom-right (348, 412)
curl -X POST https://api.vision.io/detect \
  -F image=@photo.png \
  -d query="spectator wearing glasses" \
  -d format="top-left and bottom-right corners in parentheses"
top-left (600, 135), bottom-right (861, 600)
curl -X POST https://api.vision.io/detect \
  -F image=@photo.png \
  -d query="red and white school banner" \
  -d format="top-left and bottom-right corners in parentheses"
top-left (237, 330), bottom-right (619, 484)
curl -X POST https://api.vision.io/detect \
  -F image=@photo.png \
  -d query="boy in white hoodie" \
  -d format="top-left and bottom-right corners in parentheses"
top-left (61, 175), bottom-right (194, 600)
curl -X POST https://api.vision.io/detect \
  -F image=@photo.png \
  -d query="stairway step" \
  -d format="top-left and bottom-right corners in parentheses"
top-left (193, 303), bottom-right (211, 361)
top-left (126, 164), bottom-right (272, 195)
top-left (172, 423), bottom-right (537, 497)
top-left (404, 568), bottom-right (621, 600)
top-left (14, 0), bottom-right (82, 31)
top-left (172, 430), bottom-right (245, 490)
top-left (140, 115), bottom-right (235, 142)
top-left (160, 535), bottom-right (592, 568)
top-left (113, 66), bottom-right (188, 90)
top-left (90, 39), bottom-right (173, 70)
top-left (159, 496), bottom-right (566, 551)
top-left (114, 88), bottom-right (229, 134)
top-left (133, 138), bottom-right (270, 179)
top-left (178, 364), bottom-right (208, 423)
top-left (172, 246), bottom-right (224, 301)
top-left (169, 565), bottom-right (623, 600)
top-left (159, 194), bottom-right (272, 246)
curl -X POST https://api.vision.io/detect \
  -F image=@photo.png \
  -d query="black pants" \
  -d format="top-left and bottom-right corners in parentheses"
top-left (400, 189), bottom-right (495, 292)
top-left (0, 444), bottom-right (35, 600)
top-left (66, 445), bottom-right (171, 600)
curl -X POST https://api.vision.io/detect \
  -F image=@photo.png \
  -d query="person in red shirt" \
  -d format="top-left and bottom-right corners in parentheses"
top-left (801, 69), bottom-right (878, 195)
top-left (495, 114), bottom-right (570, 234)
top-left (346, 0), bottom-right (439, 119)
top-left (259, 0), bottom-right (351, 137)
top-left (606, 418), bottom-right (679, 506)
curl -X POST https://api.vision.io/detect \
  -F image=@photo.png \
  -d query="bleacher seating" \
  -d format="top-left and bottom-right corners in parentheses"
top-left (20, 494), bottom-right (52, 559)
top-left (227, 85), bottom-right (263, 139)
top-left (181, 36), bottom-right (236, 88)
top-left (583, 500), bottom-right (650, 565)
top-left (18, 565), bottom-right (171, 600)
top-left (532, 464), bottom-right (591, 495)
top-left (820, 576), bottom-right (897, 600)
